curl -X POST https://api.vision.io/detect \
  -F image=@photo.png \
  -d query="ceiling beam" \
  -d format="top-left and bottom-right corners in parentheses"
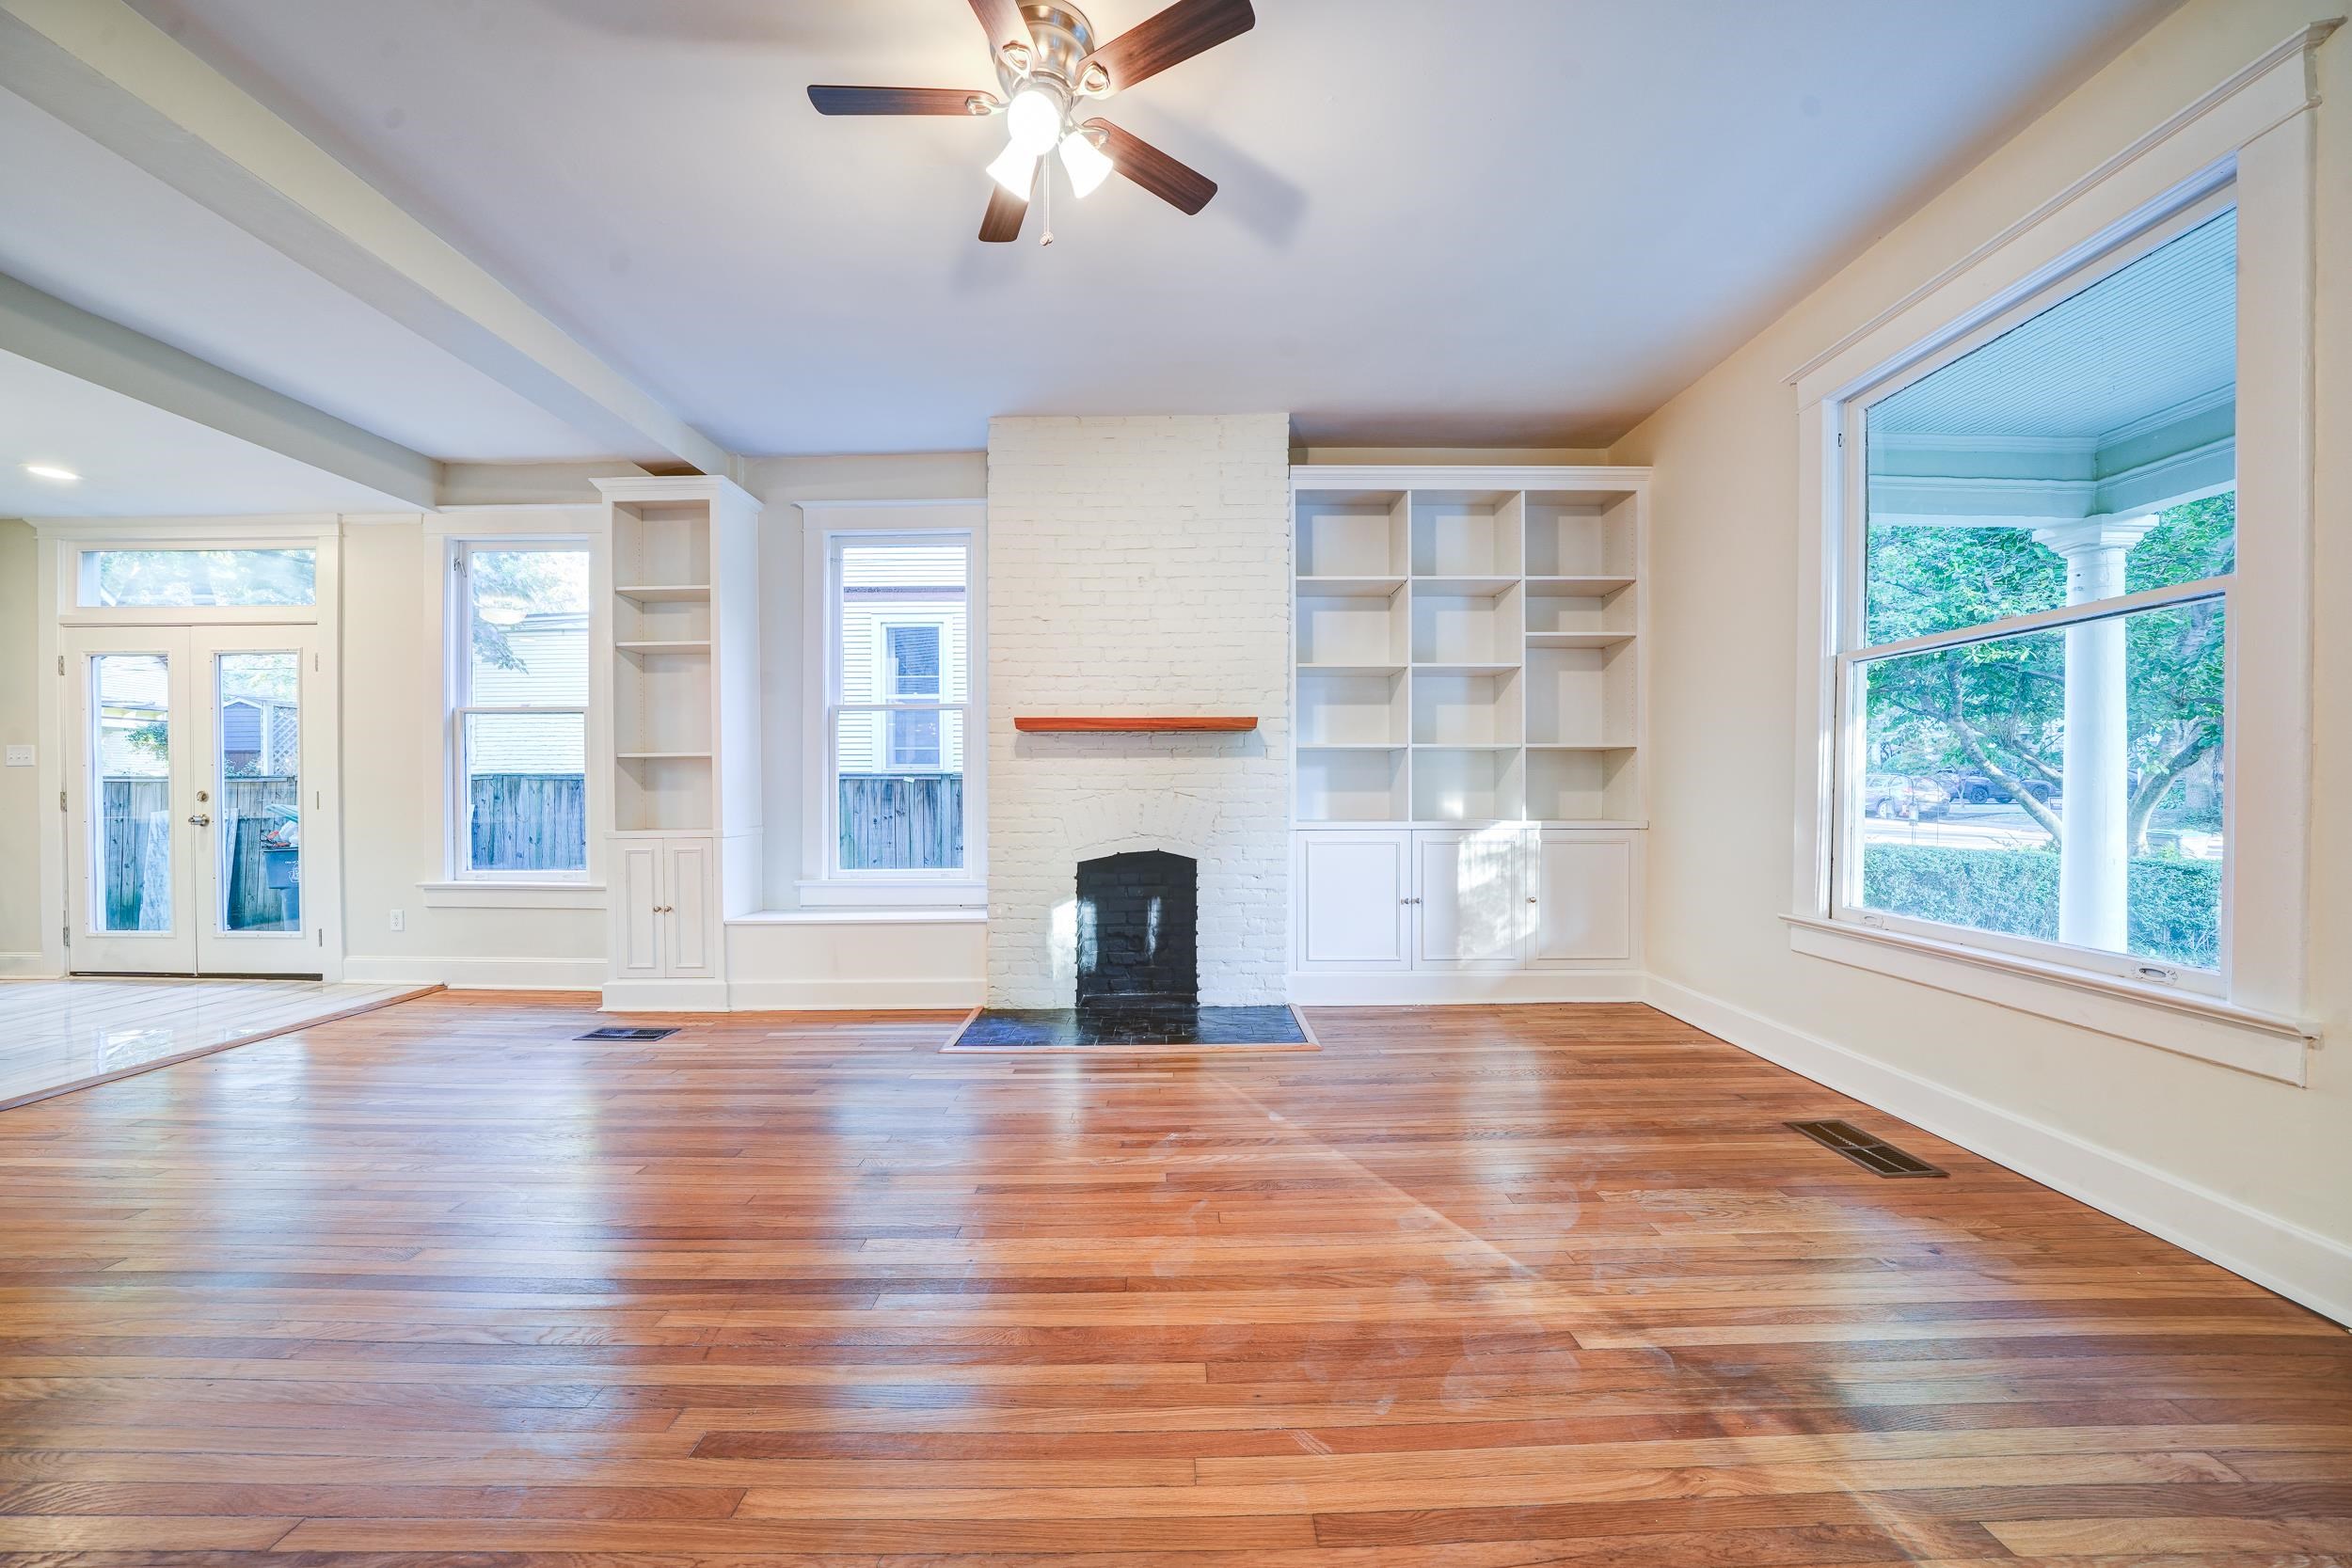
top-left (0, 270), bottom-right (440, 510)
top-left (0, 0), bottom-right (733, 477)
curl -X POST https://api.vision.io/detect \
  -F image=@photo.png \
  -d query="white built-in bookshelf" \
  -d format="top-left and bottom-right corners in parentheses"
top-left (611, 494), bottom-right (721, 833)
top-left (598, 477), bottom-right (762, 1008)
top-left (1294, 471), bottom-right (1645, 827)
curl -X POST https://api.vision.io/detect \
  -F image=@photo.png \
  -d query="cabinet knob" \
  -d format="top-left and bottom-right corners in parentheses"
top-left (1527, 896), bottom-right (1538, 904)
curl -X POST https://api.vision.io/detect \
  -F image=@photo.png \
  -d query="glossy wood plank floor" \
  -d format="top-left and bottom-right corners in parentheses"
top-left (0, 991), bottom-right (2344, 1564)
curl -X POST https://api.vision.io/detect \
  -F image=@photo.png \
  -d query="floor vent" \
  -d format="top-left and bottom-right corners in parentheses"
top-left (577, 1026), bottom-right (678, 1041)
top-left (1786, 1119), bottom-right (1947, 1178)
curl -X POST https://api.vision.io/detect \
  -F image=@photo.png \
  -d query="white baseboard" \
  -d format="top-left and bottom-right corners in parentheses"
top-left (341, 956), bottom-right (605, 992)
top-left (601, 977), bottom-right (731, 1012)
top-left (0, 953), bottom-right (56, 979)
top-left (727, 977), bottom-right (984, 1011)
top-left (1288, 970), bottom-right (1646, 1006)
top-left (1645, 974), bottom-right (2352, 1327)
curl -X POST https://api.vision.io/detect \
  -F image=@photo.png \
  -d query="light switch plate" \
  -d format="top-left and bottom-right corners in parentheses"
top-left (3, 745), bottom-right (31, 768)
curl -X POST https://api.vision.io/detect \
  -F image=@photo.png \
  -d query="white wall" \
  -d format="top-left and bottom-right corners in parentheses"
top-left (985, 414), bottom-right (1293, 1007)
top-left (1610, 0), bottom-right (2352, 1318)
top-left (0, 519), bottom-right (40, 969)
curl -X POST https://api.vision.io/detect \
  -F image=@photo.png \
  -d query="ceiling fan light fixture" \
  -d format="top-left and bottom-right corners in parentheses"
top-left (1004, 86), bottom-right (1063, 154)
top-left (1059, 128), bottom-right (1112, 198)
top-left (986, 139), bottom-right (1040, 196)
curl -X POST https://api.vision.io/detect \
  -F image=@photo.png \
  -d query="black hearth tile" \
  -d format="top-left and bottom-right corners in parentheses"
top-left (947, 1005), bottom-right (1309, 1050)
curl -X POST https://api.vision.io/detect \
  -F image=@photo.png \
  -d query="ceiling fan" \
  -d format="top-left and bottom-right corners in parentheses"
top-left (808, 0), bottom-right (1256, 244)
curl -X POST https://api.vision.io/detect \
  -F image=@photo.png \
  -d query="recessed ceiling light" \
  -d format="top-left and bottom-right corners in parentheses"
top-left (24, 463), bottom-right (79, 483)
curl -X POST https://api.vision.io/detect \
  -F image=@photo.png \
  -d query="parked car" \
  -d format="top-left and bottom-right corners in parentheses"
top-left (1948, 769), bottom-right (2057, 806)
top-left (1864, 774), bottom-right (1949, 820)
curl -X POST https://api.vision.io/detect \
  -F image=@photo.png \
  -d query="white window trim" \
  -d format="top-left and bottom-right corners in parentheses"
top-left (420, 511), bottom-right (607, 902)
top-left (799, 501), bottom-right (986, 910)
top-left (52, 518), bottom-right (333, 626)
top-left (1787, 29), bottom-right (2324, 1084)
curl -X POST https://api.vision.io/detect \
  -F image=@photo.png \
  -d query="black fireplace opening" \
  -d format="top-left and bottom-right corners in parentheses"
top-left (1074, 850), bottom-right (1198, 1005)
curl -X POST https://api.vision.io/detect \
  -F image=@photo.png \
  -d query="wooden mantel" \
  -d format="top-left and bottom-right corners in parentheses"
top-left (1014, 716), bottom-right (1259, 733)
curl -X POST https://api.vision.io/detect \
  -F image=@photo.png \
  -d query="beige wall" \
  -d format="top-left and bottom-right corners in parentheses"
top-left (337, 517), bottom-right (606, 981)
top-left (0, 520), bottom-right (40, 961)
top-left (1610, 0), bottom-right (2349, 1303)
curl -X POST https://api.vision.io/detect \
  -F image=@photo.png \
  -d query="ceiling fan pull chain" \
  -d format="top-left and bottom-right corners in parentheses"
top-left (1041, 159), bottom-right (1055, 247)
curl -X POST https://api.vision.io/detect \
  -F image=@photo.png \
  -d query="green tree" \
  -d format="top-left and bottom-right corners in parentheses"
top-left (1861, 492), bottom-right (2232, 851)
top-left (466, 550), bottom-right (590, 673)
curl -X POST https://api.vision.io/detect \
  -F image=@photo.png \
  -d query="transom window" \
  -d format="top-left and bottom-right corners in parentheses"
top-left (79, 547), bottom-right (316, 608)
top-left (1836, 202), bottom-right (2235, 990)
top-left (825, 534), bottom-right (971, 876)
top-left (451, 543), bottom-right (590, 878)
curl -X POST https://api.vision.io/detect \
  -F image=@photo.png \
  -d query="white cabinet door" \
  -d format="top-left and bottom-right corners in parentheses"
top-left (1531, 832), bottom-right (1635, 963)
top-left (1412, 830), bottom-right (1527, 968)
top-left (1295, 832), bottom-right (1411, 970)
top-left (612, 841), bottom-right (665, 980)
top-left (662, 837), bottom-right (717, 978)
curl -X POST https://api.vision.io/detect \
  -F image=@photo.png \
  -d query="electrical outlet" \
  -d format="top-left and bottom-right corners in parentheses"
top-left (3, 745), bottom-right (31, 768)
top-left (389, 909), bottom-right (405, 932)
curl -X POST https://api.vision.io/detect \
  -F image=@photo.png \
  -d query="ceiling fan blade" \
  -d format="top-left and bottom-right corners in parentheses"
top-left (808, 85), bottom-right (997, 116)
top-left (967, 0), bottom-right (1032, 55)
top-left (1079, 0), bottom-right (1255, 93)
top-left (979, 183), bottom-right (1030, 243)
top-left (1083, 119), bottom-right (1217, 214)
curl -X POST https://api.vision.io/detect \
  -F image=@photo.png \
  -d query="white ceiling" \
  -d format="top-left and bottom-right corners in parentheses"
top-left (0, 349), bottom-right (415, 517)
top-left (111, 0), bottom-right (2169, 458)
top-left (0, 85), bottom-right (608, 465)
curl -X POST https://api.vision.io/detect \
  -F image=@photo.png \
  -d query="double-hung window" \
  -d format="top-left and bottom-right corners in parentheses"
top-left (451, 542), bottom-right (591, 879)
top-left (1834, 200), bottom-right (2237, 992)
top-left (821, 530), bottom-right (974, 881)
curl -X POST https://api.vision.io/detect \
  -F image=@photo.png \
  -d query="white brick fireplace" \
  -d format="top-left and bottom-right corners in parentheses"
top-left (985, 413), bottom-right (1292, 1007)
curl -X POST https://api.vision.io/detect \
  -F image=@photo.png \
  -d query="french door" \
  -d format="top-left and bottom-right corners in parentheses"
top-left (64, 626), bottom-right (320, 976)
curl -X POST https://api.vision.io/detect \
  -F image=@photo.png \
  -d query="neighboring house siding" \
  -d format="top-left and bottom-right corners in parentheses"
top-left (469, 613), bottom-right (588, 774)
top-left (837, 546), bottom-right (967, 776)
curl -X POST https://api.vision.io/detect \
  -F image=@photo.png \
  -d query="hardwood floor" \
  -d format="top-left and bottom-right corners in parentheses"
top-left (0, 990), bottom-right (2344, 1562)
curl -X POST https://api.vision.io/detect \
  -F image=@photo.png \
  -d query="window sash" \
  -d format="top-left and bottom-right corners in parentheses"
top-left (1828, 593), bottom-right (2230, 995)
top-left (1845, 575), bottom-right (2231, 665)
top-left (822, 531), bottom-right (974, 881)
top-left (449, 540), bottom-right (590, 882)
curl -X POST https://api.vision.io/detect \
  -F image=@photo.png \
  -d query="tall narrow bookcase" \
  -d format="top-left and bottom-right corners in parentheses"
top-left (1295, 471), bottom-right (1645, 827)
top-left (598, 476), bottom-right (761, 1008)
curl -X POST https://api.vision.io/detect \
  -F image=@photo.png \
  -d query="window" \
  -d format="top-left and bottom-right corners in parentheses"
top-left (452, 543), bottom-right (590, 878)
top-left (80, 548), bottom-right (315, 607)
top-left (824, 533), bottom-right (971, 877)
top-left (883, 625), bottom-right (944, 768)
top-left (1836, 204), bottom-right (2235, 990)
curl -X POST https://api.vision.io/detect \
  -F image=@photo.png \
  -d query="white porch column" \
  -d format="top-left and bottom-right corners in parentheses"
top-left (2030, 516), bottom-right (2157, 951)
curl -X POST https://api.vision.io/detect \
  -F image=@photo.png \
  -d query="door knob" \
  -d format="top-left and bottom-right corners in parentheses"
top-left (187, 813), bottom-right (212, 827)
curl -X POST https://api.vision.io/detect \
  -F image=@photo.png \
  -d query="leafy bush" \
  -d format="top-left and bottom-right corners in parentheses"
top-left (1860, 843), bottom-right (2217, 970)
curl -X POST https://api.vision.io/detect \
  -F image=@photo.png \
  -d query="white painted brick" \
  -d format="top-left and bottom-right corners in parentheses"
top-left (984, 412), bottom-right (1292, 1007)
